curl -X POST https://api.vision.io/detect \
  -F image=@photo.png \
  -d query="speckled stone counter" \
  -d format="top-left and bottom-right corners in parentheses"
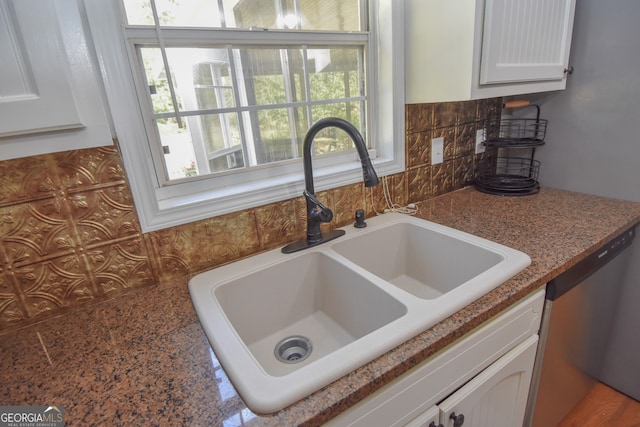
top-left (3, 187), bottom-right (640, 426)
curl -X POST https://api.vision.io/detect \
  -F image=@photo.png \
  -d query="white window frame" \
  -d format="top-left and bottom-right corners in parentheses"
top-left (84, 0), bottom-right (404, 232)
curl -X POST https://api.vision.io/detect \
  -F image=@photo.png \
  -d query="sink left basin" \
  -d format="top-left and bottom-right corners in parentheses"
top-left (213, 251), bottom-right (406, 376)
top-left (189, 248), bottom-right (408, 413)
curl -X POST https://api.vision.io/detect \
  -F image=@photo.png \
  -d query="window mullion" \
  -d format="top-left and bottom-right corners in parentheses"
top-left (216, 0), bottom-right (226, 28)
top-left (148, 0), bottom-right (183, 129)
top-left (129, 44), bottom-right (174, 186)
top-left (358, 46), bottom-right (368, 140)
top-left (149, 96), bottom-right (370, 121)
top-left (293, 0), bottom-right (302, 30)
top-left (125, 27), bottom-right (369, 46)
top-left (301, 45), bottom-right (313, 128)
top-left (227, 44), bottom-right (255, 168)
top-left (279, 49), bottom-right (300, 159)
top-left (360, 0), bottom-right (369, 31)
top-left (212, 65), bottom-right (234, 153)
top-left (274, 0), bottom-right (300, 157)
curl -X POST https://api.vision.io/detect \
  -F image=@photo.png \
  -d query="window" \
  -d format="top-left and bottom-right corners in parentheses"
top-left (139, 44), bottom-right (366, 182)
top-left (85, 0), bottom-right (404, 231)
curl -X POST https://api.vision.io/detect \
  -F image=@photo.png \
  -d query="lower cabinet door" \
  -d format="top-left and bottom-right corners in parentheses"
top-left (404, 405), bottom-right (440, 427)
top-left (437, 335), bottom-right (539, 427)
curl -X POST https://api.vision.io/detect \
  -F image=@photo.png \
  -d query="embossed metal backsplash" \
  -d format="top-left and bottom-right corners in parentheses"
top-left (0, 98), bottom-right (501, 333)
top-left (0, 146), bottom-right (154, 330)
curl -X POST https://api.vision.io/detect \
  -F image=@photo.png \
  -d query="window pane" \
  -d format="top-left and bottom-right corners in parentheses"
top-left (228, 0), bottom-right (363, 30)
top-left (299, 0), bottom-right (362, 31)
top-left (308, 47), bottom-right (364, 101)
top-left (253, 107), bottom-right (349, 163)
top-left (123, 0), bottom-right (153, 25)
top-left (123, 0), bottom-right (222, 27)
top-left (160, 113), bottom-right (245, 180)
top-left (141, 48), bottom-right (184, 115)
top-left (157, 117), bottom-right (197, 180)
top-left (231, 0), bottom-right (278, 28)
top-left (255, 109), bottom-right (296, 164)
top-left (241, 47), bottom-right (306, 106)
top-left (198, 113), bottom-right (244, 173)
top-left (311, 102), bottom-right (364, 152)
top-left (170, 48), bottom-right (234, 112)
top-left (193, 61), bottom-right (235, 110)
top-left (142, 47), bottom-right (235, 115)
top-left (309, 126), bottom-right (357, 155)
top-left (123, 0), bottom-right (363, 31)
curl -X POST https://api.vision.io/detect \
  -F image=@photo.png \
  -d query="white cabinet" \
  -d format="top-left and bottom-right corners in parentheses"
top-left (326, 289), bottom-right (544, 427)
top-left (405, 0), bottom-right (576, 103)
top-left (440, 336), bottom-right (537, 427)
top-left (404, 405), bottom-right (440, 427)
top-left (0, 0), bottom-right (112, 160)
top-left (406, 336), bottom-right (537, 427)
top-left (0, 0), bottom-right (81, 137)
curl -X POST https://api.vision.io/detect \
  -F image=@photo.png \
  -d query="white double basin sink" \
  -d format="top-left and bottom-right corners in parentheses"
top-left (189, 212), bottom-right (530, 413)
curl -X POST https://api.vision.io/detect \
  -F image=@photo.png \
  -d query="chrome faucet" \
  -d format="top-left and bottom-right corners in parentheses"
top-left (282, 117), bottom-right (379, 254)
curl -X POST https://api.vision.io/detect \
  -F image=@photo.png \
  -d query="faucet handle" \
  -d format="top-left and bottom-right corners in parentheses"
top-left (303, 190), bottom-right (325, 208)
top-left (303, 191), bottom-right (333, 222)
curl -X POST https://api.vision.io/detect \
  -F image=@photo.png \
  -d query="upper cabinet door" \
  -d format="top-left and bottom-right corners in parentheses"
top-left (404, 0), bottom-right (577, 103)
top-left (0, 0), bottom-right (112, 161)
top-left (480, 0), bottom-right (576, 85)
top-left (0, 0), bottom-right (83, 137)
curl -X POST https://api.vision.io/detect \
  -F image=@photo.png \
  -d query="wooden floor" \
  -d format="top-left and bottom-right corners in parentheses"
top-left (558, 382), bottom-right (640, 427)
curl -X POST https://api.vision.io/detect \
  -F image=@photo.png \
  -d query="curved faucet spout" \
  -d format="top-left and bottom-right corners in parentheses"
top-left (282, 117), bottom-right (380, 254)
top-left (303, 118), bottom-right (379, 195)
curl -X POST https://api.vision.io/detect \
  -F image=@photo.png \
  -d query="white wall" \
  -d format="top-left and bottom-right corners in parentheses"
top-left (523, 0), bottom-right (640, 400)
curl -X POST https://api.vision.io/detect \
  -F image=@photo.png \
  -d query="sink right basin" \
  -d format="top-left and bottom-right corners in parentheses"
top-left (333, 221), bottom-right (505, 299)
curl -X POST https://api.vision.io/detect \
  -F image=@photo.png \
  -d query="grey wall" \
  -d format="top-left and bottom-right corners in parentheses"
top-left (528, 0), bottom-right (640, 201)
top-left (522, 0), bottom-right (640, 400)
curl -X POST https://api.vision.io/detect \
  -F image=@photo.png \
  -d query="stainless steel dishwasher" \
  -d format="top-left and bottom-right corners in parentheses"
top-left (524, 225), bottom-right (636, 427)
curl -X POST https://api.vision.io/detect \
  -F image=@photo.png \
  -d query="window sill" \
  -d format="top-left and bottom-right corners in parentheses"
top-left (139, 155), bottom-right (403, 232)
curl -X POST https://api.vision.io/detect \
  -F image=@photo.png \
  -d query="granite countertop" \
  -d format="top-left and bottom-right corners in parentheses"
top-left (3, 187), bottom-right (640, 426)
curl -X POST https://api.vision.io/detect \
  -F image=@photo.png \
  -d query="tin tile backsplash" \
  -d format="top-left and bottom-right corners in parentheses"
top-left (0, 99), bottom-right (500, 333)
top-left (0, 147), bottom-right (153, 328)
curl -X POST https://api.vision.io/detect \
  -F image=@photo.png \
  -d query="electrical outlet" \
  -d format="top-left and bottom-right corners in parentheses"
top-left (475, 129), bottom-right (486, 154)
top-left (431, 137), bottom-right (444, 165)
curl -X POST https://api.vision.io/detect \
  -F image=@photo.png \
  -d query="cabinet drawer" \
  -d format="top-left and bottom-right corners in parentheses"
top-left (327, 289), bottom-right (544, 427)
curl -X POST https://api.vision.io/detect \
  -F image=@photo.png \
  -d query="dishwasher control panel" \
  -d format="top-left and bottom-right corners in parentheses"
top-left (547, 225), bottom-right (636, 300)
top-left (598, 227), bottom-right (635, 260)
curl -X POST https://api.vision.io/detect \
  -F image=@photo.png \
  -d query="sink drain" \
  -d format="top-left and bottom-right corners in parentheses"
top-left (274, 335), bottom-right (313, 364)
